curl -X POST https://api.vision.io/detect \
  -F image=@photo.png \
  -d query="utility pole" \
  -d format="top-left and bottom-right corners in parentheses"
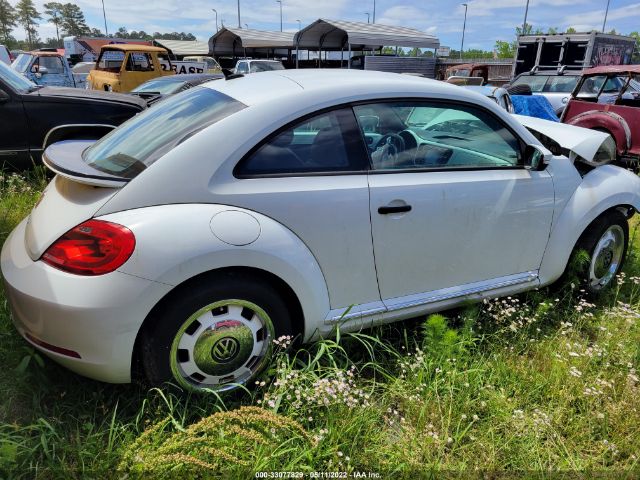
top-left (522, 0), bottom-right (530, 35)
top-left (212, 8), bottom-right (218, 32)
top-left (237, 0), bottom-right (241, 28)
top-left (460, 3), bottom-right (468, 60)
top-left (101, 0), bottom-right (109, 36)
top-left (276, 0), bottom-right (283, 32)
top-left (602, 0), bottom-right (611, 32)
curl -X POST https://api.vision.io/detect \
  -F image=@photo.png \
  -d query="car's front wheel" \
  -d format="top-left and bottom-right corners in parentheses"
top-left (573, 210), bottom-right (629, 293)
top-left (140, 273), bottom-right (292, 393)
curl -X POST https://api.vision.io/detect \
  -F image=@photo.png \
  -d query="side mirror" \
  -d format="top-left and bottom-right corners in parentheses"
top-left (0, 89), bottom-right (10, 103)
top-left (38, 66), bottom-right (49, 75)
top-left (525, 144), bottom-right (550, 171)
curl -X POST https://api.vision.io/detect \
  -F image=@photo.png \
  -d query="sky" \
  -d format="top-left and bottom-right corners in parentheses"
top-left (11, 0), bottom-right (640, 51)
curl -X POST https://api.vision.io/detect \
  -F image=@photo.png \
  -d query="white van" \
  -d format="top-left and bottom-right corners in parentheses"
top-left (0, 45), bottom-right (11, 65)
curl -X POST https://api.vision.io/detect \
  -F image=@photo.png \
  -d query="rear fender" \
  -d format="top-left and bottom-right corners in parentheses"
top-left (99, 204), bottom-right (331, 341)
top-left (566, 110), bottom-right (631, 155)
top-left (539, 165), bottom-right (640, 285)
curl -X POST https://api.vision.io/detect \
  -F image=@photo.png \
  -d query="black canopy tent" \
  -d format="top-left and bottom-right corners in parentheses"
top-left (294, 19), bottom-right (440, 68)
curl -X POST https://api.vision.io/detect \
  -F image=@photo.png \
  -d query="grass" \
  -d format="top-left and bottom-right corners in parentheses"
top-left (0, 170), bottom-right (639, 479)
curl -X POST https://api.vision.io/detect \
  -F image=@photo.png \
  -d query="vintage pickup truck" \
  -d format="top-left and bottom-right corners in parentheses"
top-left (86, 45), bottom-right (207, 93)
top-left (12, 50), bottom-right (77, 88)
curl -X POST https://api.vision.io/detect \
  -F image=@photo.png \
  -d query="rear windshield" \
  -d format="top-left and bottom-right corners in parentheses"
top-left (250, 62), bottom-right (285, 73)
top-left (83, 87), bottom-right (245, 179)
top-left (131, 78), bottom-right (184, 94)
top-left (96, 50), bottom-right (125, 72)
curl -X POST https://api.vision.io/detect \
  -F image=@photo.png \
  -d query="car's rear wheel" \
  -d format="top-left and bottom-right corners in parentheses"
top-left (573, 210), bottom-right (629, 293)
top-left (140, 273), bottom-right (291, 393)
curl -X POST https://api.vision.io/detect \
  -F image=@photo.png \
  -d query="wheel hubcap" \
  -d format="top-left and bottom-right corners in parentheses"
top-left (589, 225), bottom-right (625, 290)
top-left (170, 300), bottom-right (274, 391)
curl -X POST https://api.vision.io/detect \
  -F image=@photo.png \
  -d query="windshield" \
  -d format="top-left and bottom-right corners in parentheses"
top-left (0, 60), bottom-right (37, 92)
top-left (512, 74), bottom-right (578, 93)
top-left (250, 61), bottom-right (285, 73)
top-left (83, 87), bottom-right (246, 179)
top-left (11, 53), bottom-right (33, 73)
top-left (132, 78), bottom-right (185, 95)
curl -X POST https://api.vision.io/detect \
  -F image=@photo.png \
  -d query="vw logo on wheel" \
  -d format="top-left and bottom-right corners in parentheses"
top-left (211, 337), bottom-right (240, 363)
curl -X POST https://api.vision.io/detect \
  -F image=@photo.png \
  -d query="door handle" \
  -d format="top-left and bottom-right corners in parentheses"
top-left (378, 205), bottom-right (412, 215)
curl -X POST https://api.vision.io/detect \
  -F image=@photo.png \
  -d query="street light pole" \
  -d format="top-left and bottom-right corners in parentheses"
top-left (296, 19), bottom-right (301, 31)
top-left (237, 0), bottom-right (241, 28)
top-left (373, 0), bottom-right (376, 23)
top-left (460, 3), bottom-right (468, 60)
top-left (602, 0), bottom-right (611, 32)
top-left (212, 8), bottom-right (218, 32)
top-left (276, 0), bottom-right (283, 32)
top-left (522, 0), bottom-right (530, 35)
top-left (101, 0), bottom-right (108, 36)
top-left (365, 12), bottom-right (370, 23)
top-left (245, 23), bottom-right (249, 29)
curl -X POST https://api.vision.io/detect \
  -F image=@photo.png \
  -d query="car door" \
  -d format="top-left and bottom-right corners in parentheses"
top-left (227, 107), bottom-right (382, 317)
top-left (0, 77), bottom-right (29, 169)
top-left (353, 100), bottom-right (555, 308)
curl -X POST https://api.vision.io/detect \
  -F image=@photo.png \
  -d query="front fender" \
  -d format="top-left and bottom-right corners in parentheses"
top-left (99, 204), bottom-right (331, 342)
top-left (539, 165), bottom-right (640, 285)
top-left (567, 110), bottom-right (631, 155)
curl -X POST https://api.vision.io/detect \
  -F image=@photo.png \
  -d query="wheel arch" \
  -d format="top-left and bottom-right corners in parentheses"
top-left (566, 110), bottom-right (630, 155)
top-left (539, 165), bottom-right (640, 285)
top-left (131, 266), bottom-right (305, 380)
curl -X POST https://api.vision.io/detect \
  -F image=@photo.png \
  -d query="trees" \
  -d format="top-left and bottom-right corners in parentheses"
top-left (43, 2), bottom-right (63, 44)
top-left (494, 40), bottom-right (514, 59)
top-left (60, 3), bottom-right (89, 36)
top-left (0, 0), bottom-right (17, 45)
top-left (15, 0), bottom-right (40, 48)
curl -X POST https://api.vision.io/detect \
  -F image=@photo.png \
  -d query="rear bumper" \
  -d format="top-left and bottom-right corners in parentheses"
top-left (1, 218), bottom-right (172, 383)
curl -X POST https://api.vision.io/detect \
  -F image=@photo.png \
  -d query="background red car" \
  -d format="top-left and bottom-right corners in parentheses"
top-left (562, 65), bottom-right (640, 165)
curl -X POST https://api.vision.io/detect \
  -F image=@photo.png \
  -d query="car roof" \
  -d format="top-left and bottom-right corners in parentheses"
top-left (203, 68), bottom-right (473, 107)
top-left (100, 44), bottom-right (167, 53)
top-left (582, 65), bottom-right (640, 75)
top-left (517, 70), bottom-right (580, 76)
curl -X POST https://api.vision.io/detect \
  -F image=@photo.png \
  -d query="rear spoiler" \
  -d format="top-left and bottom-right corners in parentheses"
top-left (42, 140), bottom-right (129, 188)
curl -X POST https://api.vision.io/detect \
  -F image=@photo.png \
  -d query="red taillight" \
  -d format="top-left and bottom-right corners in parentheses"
top-left (41, 219), bottom-right (135, 276)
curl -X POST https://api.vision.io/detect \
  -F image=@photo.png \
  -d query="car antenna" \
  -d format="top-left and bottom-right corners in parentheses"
top-left (222, 68), bottom-right (244, 80)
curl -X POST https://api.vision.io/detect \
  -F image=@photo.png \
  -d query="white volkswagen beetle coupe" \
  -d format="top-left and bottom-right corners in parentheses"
top-left (2, 70), bottom-right (639, 393)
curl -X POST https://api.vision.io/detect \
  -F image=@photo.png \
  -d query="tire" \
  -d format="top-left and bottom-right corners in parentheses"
top-left (571, 210), bottom-right (629, 294)
top-left (140, 272), bottom-right (292, 393)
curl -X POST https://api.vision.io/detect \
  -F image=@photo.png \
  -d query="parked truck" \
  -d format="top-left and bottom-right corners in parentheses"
top-left (512, 32), bottom-right (636, 77)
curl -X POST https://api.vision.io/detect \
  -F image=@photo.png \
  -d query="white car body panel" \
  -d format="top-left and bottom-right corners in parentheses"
top-left (368, 168), bottom-right (554, 300)
top-left (2, 219), bottom-right (172, 383)
top-left (514, 114), bottom-right (611, 161)
top-left (3, 69), bottom-right (640, 385)
top-left (539, 163), bottom-right (640, 284)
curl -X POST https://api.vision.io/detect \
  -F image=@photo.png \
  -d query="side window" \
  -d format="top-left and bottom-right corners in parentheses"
top-left (353, 102), bottom-right (522, 170)
top-left (236, 108), bottom-right (369, 176)
top-left (126, 53), bottom-right (154, 72)
top-left (236, 62), bottom-right (248, 74)
top-left (40, 56), bottom-right (64, 74)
